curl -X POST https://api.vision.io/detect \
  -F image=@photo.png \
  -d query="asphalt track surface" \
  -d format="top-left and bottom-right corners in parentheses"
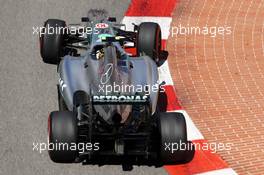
top-left (0, 0), bottom-right (167, 174)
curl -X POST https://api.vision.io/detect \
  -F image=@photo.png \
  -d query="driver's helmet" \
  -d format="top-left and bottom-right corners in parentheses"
top-left (94, 34), bottom-right (113, 60)
top-left (96, 47), bottom-right (104, 60)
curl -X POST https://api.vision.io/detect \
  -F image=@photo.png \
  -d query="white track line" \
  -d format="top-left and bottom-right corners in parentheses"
top-left (195, 168), bottom-right (237, 175)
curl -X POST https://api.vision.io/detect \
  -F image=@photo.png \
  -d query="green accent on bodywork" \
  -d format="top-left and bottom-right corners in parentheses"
top-left (98, 34), bottom-right (113, 41)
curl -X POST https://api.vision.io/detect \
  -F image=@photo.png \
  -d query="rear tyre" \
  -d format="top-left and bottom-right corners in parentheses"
top-left (158, 112), bottom-right (195, 164)
top-left (48, 111), bottom-right (78, 163)
top-left (137, 22), bottom-right (161, 61)
top-left (40, 19), bottom-right (66, 64)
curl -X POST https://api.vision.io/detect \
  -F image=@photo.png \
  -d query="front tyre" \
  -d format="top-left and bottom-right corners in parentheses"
top-left (48, 111), bottom-right (78, 163)
top-left (137, 22), bottom-right (162, 62)
top-left (40, 19), bottom-right (66, 64)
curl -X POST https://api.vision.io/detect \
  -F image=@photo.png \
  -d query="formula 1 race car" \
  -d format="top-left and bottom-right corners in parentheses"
top-left (40, 11), bottom-right (194, 170)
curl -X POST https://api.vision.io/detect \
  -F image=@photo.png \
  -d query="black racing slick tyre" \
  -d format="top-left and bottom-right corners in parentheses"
top-left (158, 112), bottom-right (195, 164)
top-left (40, 19), bottom-right (66, 64)
top-left (48, 111), bottom-right (78, 163)
top-left (137, 22), bottom-right (162, 61)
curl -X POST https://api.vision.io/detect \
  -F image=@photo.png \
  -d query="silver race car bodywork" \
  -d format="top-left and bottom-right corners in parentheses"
top-left (58, 22), bottom-right (159, 123)
top-left (40, 15), bottom-right (194, 169)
